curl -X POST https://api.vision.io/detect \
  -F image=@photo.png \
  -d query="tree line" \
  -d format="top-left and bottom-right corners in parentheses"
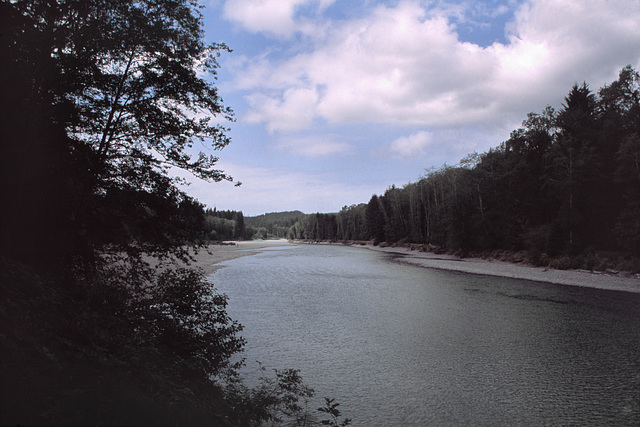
top-left (287, 67), bottom-right (640, 269)
top-left (245, 211), bottom-right (306, 239)
top-left (203, 208), bottom-right (250, 241)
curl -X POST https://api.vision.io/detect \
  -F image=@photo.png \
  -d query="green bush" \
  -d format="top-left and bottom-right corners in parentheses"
top-left (137, 268), bottom-right (245, 378)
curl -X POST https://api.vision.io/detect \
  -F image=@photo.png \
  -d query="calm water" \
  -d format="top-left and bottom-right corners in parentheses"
top-left (211, 244), bottom-right (640, 426)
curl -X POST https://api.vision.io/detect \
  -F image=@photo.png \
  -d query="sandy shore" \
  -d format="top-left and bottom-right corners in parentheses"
top-left (186, 240), bottom-right (640, 294)
top-left (363, 244), bottom-right (640, 294)
top-left (187, 239), bottom-right (295, 276)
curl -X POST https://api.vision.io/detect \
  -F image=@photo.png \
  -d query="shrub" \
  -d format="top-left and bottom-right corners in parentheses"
top-left (135, 267), bottom-right (245, 378)
top-left (223, 365), bottom-right (315, 425)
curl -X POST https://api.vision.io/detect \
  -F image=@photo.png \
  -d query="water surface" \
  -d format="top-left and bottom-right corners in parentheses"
top-left (212, 244), bottom-right (640, 426)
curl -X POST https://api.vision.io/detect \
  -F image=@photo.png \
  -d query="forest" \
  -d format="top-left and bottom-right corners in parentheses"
top-left (203, 208), bottom-right (250, 241)
top-left (245, 211), bottom-right (306, 239)
top-left (285, 67), bottom-right (640, 272)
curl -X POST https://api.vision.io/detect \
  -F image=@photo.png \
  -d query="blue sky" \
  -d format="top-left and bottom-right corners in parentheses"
top-left (180, 0), bottom-right (640, 216)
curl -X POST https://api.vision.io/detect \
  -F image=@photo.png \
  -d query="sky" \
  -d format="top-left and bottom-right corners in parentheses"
top-left (179, 0), bottom-right (640, 216)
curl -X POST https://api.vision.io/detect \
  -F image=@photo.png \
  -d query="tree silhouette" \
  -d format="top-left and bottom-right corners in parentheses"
top-left (1, 0), bottom-right (235, 264)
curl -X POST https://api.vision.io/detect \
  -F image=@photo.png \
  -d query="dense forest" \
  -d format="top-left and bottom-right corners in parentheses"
top-left (286, 68), bottom-right (640, 271)
top-left (245, 211), bottom-right (306, 239)
top-left (168, 208), bottom-right (299, 242)
top-left (204, 208), bottom-right (250, 241)
top-left (0, 1), bottom-right (347, 425)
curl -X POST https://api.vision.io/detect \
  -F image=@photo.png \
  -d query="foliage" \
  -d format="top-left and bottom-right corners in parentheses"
top-left (62, 258), bottom-right (246, 389)
top-left (0, 257), bottom-right (235, 424)
top-left (252, 227), bottom-right (270, 240)
top-left (1, 0), bottom-right (235, 266)
top-left (222, 365), bottom-right (351, 427)
top-left (318, 398), bottom-right (352, 427)
top-left (223, 365), bottom-right (315, 426)
top-left (245, 211), bottom-right (306, 239)
top-left (136, 267), bottom-right (246, 377)
top-left (204, 208), bottom-right (249, 241)
top-left (24, 0), bottom-right (234, 181)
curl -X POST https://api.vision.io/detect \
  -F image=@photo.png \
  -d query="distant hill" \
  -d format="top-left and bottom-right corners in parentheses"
top-left (245, 211), bottom-right (306, 239)
top-left (245, 211), bottom-right (306, 228)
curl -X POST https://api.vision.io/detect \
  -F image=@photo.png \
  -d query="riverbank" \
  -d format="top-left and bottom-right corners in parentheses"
top-left (198, 240), bottom-right (640, 293)
top-left (362, 244), bottom-right (640, 294)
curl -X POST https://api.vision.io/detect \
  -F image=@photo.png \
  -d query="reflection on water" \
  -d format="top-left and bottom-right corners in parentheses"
top-left (212, 244), bottom-right (640, 426)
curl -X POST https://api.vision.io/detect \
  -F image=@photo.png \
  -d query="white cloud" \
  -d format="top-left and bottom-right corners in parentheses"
top-left (245, 87), bottom-right (319, 132)
top-left (391, 131), bottom-right (433, 157)
top-left (229, 0), bottom-right (640, 134)
top-left (223, 0), bottom-right (300, 37)
top-left (223, 0), bottom-right (335, 38)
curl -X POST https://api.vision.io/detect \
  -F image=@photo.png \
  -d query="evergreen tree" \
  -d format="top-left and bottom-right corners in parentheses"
top-left (548, 83), bottom-right (598, 252)
top-left (601, 66), bottom-right (640, 254)
top-left (365, 195), bottom-right (386, 243)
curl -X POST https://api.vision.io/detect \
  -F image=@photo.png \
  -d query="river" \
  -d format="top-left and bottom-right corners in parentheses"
top-left (211, 243), bottom-right (640, 426)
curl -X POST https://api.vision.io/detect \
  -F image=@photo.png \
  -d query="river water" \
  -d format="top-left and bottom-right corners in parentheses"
top-left (211, 244), bottom-right (640, 426)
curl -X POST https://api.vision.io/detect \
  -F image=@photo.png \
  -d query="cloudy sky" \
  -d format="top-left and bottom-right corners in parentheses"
top-left (181, 0), bottom-right (640, 216)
